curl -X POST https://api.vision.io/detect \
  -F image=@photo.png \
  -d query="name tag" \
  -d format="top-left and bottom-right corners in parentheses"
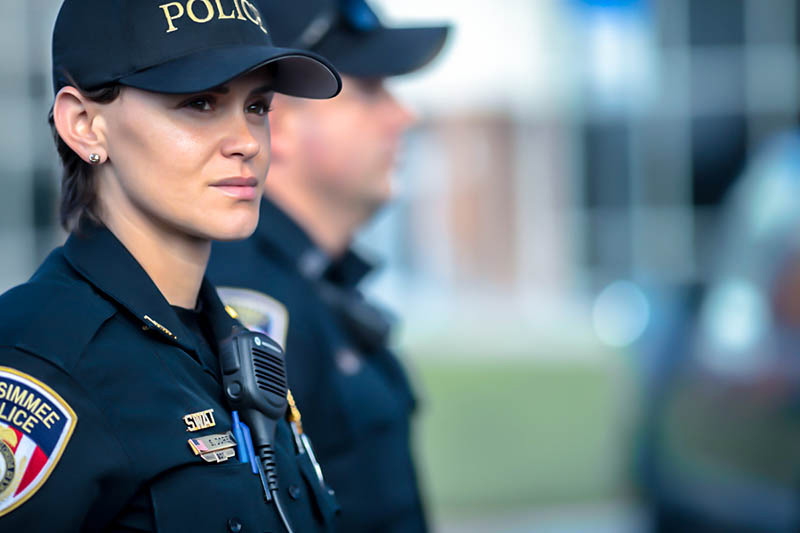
top-left (188, 431), bottom-right (237, 463)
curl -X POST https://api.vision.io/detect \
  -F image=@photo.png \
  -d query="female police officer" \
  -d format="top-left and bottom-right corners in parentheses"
top-left (0, 0), bottom-right (340, 531)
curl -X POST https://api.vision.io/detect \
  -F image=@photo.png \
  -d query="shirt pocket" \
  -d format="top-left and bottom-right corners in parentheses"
top-left (150, 460), bottom-right (282, 533)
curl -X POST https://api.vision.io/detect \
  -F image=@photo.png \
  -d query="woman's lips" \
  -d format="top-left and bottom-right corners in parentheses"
top-left (210, 177), bottom-right (258, 200)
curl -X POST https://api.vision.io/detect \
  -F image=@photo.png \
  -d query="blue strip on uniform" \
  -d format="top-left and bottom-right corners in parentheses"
top-left (231, 410), bottom-right (248, 464)
top-left (239, 421), bottom-right (258, 474)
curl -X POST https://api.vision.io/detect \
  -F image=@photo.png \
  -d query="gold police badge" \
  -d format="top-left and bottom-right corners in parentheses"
top-left (0, 429), bottom-right (16, 498)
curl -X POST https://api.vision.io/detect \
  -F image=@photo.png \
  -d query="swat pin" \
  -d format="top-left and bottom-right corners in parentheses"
top-left (183, 408), bottom-right (216, 432)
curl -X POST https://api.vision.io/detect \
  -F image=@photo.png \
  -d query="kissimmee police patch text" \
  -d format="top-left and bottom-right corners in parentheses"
top-left (159, 0), bottom-right (268, 34)
top-left (0, 367), bottom-right (76, 517)
top-left (0, 381), bottom-right (62, 435)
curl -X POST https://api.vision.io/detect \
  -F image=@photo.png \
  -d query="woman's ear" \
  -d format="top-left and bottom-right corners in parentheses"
top-left (52, 86), bottom-right (107, 164)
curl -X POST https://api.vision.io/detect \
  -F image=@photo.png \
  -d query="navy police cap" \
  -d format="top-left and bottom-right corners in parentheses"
top-left (258, 0), bottom-right (450, 78)
top-left (52, 0), bottom-right (342, 98)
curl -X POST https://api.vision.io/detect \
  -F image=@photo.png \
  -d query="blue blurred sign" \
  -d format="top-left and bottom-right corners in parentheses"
top-left (569, 0), bottom-right (655, 112)
top-left (574, 0), bottom-right (647, 9)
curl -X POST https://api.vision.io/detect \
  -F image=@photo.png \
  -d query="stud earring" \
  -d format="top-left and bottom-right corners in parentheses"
top-left (88, 153), bottom-right (101, 165)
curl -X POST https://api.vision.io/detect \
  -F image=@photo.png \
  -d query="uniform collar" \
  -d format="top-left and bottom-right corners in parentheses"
top-left (63, 221), bottom-right (239, 354)
top-left (255, 197), bottom-right (375, 288)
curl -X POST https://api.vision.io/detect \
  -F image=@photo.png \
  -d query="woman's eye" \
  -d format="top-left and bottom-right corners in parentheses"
top-left (246, 101), bottom-right (272, 116)
top-left (183, 97), bottom-right (214, 111)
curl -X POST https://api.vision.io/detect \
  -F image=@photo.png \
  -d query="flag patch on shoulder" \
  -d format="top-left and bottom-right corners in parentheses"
top-left (0, 366), bottom-right (77, 517)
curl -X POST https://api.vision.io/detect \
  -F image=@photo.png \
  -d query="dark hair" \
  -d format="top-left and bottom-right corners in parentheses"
top-left (48, 84), bottom-right (122, 232)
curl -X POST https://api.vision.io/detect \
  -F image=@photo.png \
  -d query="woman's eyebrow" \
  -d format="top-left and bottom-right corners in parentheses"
top-left (250, 84), bottom-right (274, 95)
top-left (204, 84), bottom-right (230, 94)
top-left (195, 83), bottom-right (272, 96)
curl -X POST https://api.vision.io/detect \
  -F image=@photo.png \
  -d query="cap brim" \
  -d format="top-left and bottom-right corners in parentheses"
top-left (318, 25), bottom-right (450, 78)
top-left (118, 46), bottom-right (341, 98)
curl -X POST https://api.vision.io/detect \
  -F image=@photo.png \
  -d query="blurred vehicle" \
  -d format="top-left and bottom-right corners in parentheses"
top-left (637, 132), bottom-right (800, 533)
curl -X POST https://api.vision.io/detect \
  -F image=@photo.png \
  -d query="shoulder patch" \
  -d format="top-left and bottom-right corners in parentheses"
top-left (216, 287), bottom-right (289, 349)
top-left (0, 367), bottom-right (77, 517)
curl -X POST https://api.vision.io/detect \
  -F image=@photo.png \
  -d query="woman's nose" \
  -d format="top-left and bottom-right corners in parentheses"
top-left (221, 114), bottom-right (263, 160)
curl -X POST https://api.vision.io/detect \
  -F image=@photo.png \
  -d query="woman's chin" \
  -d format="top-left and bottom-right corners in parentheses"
top-left (171, 201), bottom-right (259, 242)
top-left (208, 218), bottom-right (259, 242)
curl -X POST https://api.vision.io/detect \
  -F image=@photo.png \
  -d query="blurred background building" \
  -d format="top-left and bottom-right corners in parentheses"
top-left (3, 0), bottom-right (800, 531)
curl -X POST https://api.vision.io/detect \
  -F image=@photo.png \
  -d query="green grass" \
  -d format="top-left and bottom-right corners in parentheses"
top-left (411, 358), bottom-right (636, 514)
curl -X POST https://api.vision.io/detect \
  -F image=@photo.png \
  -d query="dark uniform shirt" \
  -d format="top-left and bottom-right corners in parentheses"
top-left (208, 199), bottom-right (426, 533)
top-left (0, 222), bottom-right (338, 532)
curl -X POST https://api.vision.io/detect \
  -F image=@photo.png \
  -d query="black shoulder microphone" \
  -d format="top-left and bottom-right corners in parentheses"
top-left (219, 327), bottom-right (294, 533)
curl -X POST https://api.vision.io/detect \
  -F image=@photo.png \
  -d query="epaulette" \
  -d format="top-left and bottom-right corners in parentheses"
top-left (0, 279), bottom-right (116, 373)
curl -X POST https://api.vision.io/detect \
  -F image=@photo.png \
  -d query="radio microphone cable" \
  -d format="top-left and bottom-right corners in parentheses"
top-left (220, 327), bottom-right (295, 533)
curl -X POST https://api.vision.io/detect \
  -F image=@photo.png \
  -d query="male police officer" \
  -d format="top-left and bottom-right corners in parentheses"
top-left (208, 1), bottom-right (449, 531)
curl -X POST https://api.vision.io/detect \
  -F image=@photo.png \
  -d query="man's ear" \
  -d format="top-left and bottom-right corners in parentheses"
top-left (52, 86), bottom-right (108, 164)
